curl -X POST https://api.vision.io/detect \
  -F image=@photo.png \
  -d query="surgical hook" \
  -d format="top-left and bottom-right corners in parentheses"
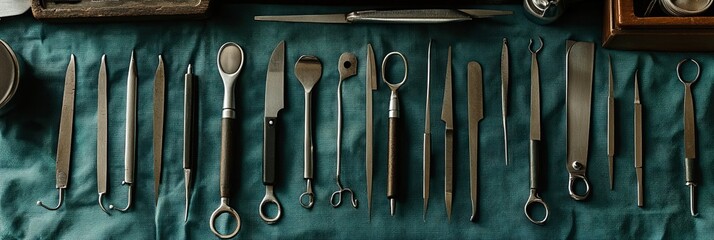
top-left (98, 193), bottom-right (109, 214)
top-left (109, 183), bottom-right (133, 212)
top-left (37, 188), bottom-right (64, 211)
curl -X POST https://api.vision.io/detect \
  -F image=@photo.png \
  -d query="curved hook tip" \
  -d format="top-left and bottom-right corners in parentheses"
top-left (109, 184), bottom-right (133, 212)
top-left (37, 188), bottom-right (64, 211)
top-left (98, 193), bottom-right (110, 215)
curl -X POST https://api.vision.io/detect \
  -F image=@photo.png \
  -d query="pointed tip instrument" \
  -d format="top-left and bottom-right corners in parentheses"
top-left (634, 70), bottom-right (644, 207)
top-left (501, 38), bottom-right (509, 166)
top-left (153, 55), bottom-right (166, 206)
top-left (423, 40), bottom-right (432, 222)
top-left (366, 43), bottom-right (377, 221)
top-left (37, 54), bottom-right (75, 211)
top-left (441, 46), bottom-right (454, 222)
top-left (608, 55), bottom-right (615, 191)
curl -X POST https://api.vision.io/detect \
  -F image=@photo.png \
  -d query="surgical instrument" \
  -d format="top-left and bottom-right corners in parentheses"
top-left (467, 61), bottom-right (483, 222)
top-left (607, 55), bottom-right (612, 190)
top-left (608, 55), bottom-right (615, 190)
top-left (383, 52), bottom-right (408, 216)
top-left (296, 55), bottom-right (322, 209)
top-left (524, 37), bottom-right (549, 225)
top-left (366, 44), bottom-right (377, 220)
top-left (501, 38), bottom-right (509, 166)
top-left (634, 70), bottom-right (644, 207)
top-left (442, 46), bottom-right (454, 222)
top-left (676, 58), bottom-right (700, 217)
top-left (209, 42), bottom-right (243, 239)
top-left (37, 54), bottom-right (75, 211)
top-left (183, 64), bottom-right (196, 222)
top-left (153, 55), bottom-right (166, 205)
top-left (97, 54), bottom-right (109, 214)
top-left (109, 52), bottom-right (137, 212)
top-left (255, 9), bottom-right (512, 24)
top-left (565, 41), bottom-right (594, 201)
top-left (331, 52), bottom-right (359, 209)
top-left (423, 40), bottom-right (432, 221)
top-left (261, 41), bottom-right (285, 224)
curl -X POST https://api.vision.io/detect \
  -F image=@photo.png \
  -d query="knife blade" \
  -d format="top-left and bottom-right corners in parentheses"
top-left (255, 9), bottom-right (512, 24)
top-left (153, 55), bottom-right (165, 206)
top-left (264, 41), bottom-right (285, 189)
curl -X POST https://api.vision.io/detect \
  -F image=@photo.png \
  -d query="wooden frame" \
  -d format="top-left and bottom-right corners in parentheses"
top-left (603, 0), bottom-right (714, 51)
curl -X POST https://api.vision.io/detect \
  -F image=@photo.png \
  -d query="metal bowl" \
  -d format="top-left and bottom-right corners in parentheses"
top-left (0, 40), bottom-right (21, 113)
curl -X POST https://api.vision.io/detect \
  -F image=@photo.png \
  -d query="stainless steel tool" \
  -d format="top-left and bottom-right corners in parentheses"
top-left (524, 37), bottom-right (549, 225)
top-left (524, 0), bottom-right (565, 24)
top-left (153, 55), bottom-right (166, 206)
top-left (423, 40), bottom-right (432, 221)
top-left (110, 52), bottom-right (137, 212)
top-left (608, 55), bottom-right (615, 191)
top-left (501, 38), bottom-right (510, 166)
top-left (383, 52), bottom-right (408, 216)
top-left (255, 9), bottom-right (512, 24)
top-left (331, 52), bottom-right (358, 209)
top-left (183, 64), bottom-right (196, 222)
top-left (565, 41), bottom-right (594, 201)
top-left (634, 70), bottom-right (643, 207)
top-left (467, 61), bottom-right (483, 222)
top-left (365, 44), bottom-right (377, 220)
top-left (209, 42), bottom-right (244, 239)
top-left (441, 46), bottom-right (454, 222)
top-left (296, 55), bottom-right (322, 209)
top-left (97, 54), bottom-right (109, 214)
top-left (676, 59), bottom-right (700, 217)
top-left (260, 41), bottom-right (285, 223)
top-left (37, 54), bottom-right (75, 211)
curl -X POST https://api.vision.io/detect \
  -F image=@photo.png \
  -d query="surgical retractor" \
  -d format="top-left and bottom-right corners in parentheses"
top-left (296, 55), bottom-right (322, 209)
top-left (331, 52), bottom-right (358, 208)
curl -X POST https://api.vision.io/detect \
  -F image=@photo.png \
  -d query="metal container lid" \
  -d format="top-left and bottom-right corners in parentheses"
top-left (0, 40), bottom-right (19, 108)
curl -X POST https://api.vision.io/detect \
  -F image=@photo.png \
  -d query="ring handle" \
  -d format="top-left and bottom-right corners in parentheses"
top-left (568, 174), bottom-right (591, 201)
top-left (677, 58), bottom-right (700, 84)
top-left (524, 190), bottom-right (549, 225)
top-left (381, 52), bottom-right (408, 89)
top-left (209, 198), bottom-right (241, 239)
top-left (259, 193), bottom-right (282, 224)
top-left (299, 191), bottom-right (314, 209)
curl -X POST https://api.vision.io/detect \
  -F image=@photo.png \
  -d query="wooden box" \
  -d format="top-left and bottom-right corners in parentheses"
top-left (603, 0), bottom-right (714, 51)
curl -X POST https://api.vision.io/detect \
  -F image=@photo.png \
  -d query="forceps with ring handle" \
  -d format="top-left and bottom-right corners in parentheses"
top-left (524, 37), bottom-right (549, 225)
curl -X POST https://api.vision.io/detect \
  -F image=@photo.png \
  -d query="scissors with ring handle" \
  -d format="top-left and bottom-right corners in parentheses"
top-left (677, 58), bottom-right (700, 217)
top-left (382, 51), bottom-right (408, 216)
top-left (524, 37), bottom-right (549, 225)
top-left (209, 42), bottom-right (244, 239)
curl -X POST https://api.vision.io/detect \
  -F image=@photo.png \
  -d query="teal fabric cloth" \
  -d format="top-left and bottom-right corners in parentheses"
top-left (1, 2), bottom-right (713, 239)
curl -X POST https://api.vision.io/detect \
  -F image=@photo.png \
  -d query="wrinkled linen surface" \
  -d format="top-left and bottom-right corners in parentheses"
top-left (0, 2), bottom-right (713, 239)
